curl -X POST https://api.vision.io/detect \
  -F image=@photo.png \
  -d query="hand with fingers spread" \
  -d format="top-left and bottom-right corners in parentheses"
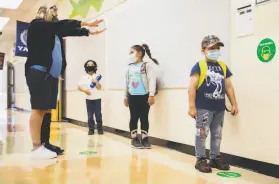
top-left (81, 19), bottom-right (104, 27)
top-left (88, 19), bottom-right (104, 27)
top-left (89, 28), bottom-right (107, 35)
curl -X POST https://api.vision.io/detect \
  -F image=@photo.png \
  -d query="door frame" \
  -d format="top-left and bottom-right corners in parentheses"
top-left (7, 62), bottom-right (15, 109)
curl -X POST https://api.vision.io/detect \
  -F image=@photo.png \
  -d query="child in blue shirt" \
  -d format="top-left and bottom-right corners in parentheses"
top-left (188, 35), bottom-right (239, 173)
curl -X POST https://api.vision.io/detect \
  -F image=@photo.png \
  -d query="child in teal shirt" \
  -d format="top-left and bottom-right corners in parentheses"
top-left (124, 44), bottom-right (158, 149)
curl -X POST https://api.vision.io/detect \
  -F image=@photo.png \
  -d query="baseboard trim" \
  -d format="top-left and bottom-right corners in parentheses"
top-left (64, 117), bottom-right (279, 179)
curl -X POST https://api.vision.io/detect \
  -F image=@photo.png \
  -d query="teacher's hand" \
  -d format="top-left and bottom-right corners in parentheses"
top-left (81, 19), bottom-right (104, 27)
top-left (88, 19), bottom-right (104, 27)
top-left (89, 28), bottom-right (107, 35)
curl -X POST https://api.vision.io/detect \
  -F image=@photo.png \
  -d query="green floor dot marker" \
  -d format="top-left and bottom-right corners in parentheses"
top-left (79, 151), bottom-right (97, 156)
top-left (217, 172), bottom-right (241, 178)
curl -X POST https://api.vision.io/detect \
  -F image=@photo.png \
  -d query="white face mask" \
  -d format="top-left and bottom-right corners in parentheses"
top-left (129, 53), bottom-right (137, 63)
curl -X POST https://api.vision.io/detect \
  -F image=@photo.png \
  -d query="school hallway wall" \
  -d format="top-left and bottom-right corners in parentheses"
top-left (63, 0), bottom-right (279, 168)
top-left (6, 0), bottom-right (279, 170)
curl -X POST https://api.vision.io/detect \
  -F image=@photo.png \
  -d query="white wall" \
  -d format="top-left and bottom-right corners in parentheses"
top-left (13, 57), bottom-right (31, 110)
top-left (65, 0), bottom-right (279, 166)
top-left (64, 0), bottom-right (224, 151)
top-left (104, 0), bottom-right (230, 89)
top-left (0, 46), bottom-right (31, 110)
top-left (228, 0), bottom-right (279, 165)
top-left (8, 0), bottom-right (278, 165)
top-left (5, 46), bottom-right (31, 110)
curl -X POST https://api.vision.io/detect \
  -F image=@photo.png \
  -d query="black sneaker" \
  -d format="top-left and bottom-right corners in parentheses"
top-left (44, 143), bottom-right (64, 155)
top-left (88, 130), bottom-right (94, 135)
top-left (195, 158), bottom-right (212, 173)
top-left (209, 156), bottom-right (230, 170)
top-left (131, 137), bottom-right (144, 149)
top-left (141, 137), bottom-right (151, 149)
top-left (98, 130), bottom-right (104, 135)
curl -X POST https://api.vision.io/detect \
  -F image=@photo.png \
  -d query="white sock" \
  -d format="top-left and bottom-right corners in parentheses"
top-left (131, 130), bottom-right (137, 138)
top-left (141, 130), bottom-right (148, 139)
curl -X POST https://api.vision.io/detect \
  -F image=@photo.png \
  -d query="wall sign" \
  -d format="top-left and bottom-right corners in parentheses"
top-left (236, 5), bottom-right (254, 37)
top-left (256, 0), bottom-right (277, 4)
top-left (257, 38), bottom-right (276, 63)
top-left (15, 21), bottom-right (29, 57)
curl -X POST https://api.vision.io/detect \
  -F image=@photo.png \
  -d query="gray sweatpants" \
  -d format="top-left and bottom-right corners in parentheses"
top-left (195, 109), bottom-right (225, 159)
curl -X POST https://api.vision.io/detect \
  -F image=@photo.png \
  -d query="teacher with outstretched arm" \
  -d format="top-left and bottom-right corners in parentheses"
top-left (25, 5), bottom-right (106, 159)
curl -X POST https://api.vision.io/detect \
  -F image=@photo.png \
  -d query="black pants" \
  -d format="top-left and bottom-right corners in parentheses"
top-left (86, 99), bottom-right (103, 131)
top-left (128, 94), bottom-right (150, 133)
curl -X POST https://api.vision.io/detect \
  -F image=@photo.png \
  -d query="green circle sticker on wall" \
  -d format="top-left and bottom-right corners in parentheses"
top-left (79, 151), bottom-right (97, 155)
top-left (257, 38), bottom-right (276, 63)
top-left (217, 172), bottom-right (241, 178)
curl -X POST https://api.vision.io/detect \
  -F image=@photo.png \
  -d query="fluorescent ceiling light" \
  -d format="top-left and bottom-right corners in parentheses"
top-left (0, 0), bottom-right (23, 9)
top-left (0, 17), bottom-right (10, 31)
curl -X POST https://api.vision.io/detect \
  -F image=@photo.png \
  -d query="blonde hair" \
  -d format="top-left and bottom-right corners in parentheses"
top-left (49, 5), bottom-right (58, 17)
top-left (35, 5), bottom-right (53, 21)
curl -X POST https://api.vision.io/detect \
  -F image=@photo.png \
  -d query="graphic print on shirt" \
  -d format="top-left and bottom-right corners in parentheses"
top-left (129, 66), bottom-right (140, 91)
top-left (90, 75), bottom-right (102, 89)
top-left (204, 65), bottom-right (225, 100)
top-left (78, 74), bottom-right (102, 100)
top-left (128, 63), bottom-right (147, 95)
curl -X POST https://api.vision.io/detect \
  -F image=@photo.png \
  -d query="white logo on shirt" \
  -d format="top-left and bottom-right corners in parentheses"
top-left (204, 69), bottom-right (225, 100)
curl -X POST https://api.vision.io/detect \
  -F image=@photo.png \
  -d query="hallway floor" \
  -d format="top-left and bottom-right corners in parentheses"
top-left (0, 110), bottom-right (278, 184)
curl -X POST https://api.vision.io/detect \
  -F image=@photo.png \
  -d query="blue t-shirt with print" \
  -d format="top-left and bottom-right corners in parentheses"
top-left (128, 62), bottom-right (148, 95)
top-left (190, 61), bottom-right (232, 111)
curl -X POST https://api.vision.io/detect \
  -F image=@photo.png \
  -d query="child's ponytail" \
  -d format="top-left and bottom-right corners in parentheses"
top-left (142, 44), bottom-right (159, 65)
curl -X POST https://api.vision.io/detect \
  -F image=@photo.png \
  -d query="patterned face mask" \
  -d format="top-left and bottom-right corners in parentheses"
top-left (202, 35), bottom-right (224, 49)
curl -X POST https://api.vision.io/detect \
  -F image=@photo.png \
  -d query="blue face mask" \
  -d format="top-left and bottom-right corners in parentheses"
top-left (206, 50), bottom-right (221, 61)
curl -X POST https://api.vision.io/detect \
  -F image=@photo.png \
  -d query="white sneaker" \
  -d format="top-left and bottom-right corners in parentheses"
top-left (30, 145), bottom-right (57, 159)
